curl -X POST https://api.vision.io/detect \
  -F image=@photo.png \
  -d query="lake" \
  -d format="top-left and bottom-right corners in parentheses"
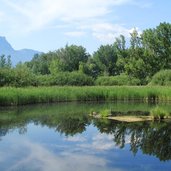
top-left (0, 102), bottom-right (171, 171)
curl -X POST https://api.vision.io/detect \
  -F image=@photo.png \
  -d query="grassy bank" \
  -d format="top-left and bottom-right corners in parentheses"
top-left (1, 86), bottom-right (171, 106)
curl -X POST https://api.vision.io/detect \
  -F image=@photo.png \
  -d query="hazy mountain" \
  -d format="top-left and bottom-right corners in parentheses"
top-left (0, 36), bottom-right (41, 65)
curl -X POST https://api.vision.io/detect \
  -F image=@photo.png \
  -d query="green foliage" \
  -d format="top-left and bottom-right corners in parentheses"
top-left (0, 55), bottom-right (12, 68)
top-left (93, 44), bottom-right (118, 76)
top-left (149, 70), bottom-right (171, 86)
top-left (95, 74), bottom-right (140, 86)
top-left (125, 55), bottom-right (150, 84)
top-left (13, 63), bottom-right (38, 87)
top-left (142, 22), bottom-right (171, 70)
top-left (27, 45), bottom-right (90, 75)
top-left (78, 59), bottom-right (100, 78)
top-left (36, 75), bottom-right (53, 86)
top-left (100, 109), bottom-right (111, 118)
top-left (0, 68), bottom-right (15, 86)
top-left (2, 22), bottom-right (171, 86)
top-left (1, 86), bottom-right (171, 106)
top-left (51, 72), bottom-right (94, 86)
top-left (52, 45), bottom-right (89, 72)
top-left (150, 106), bottom-right (169, 120)
top-left (130, 29), bottom-right (141, 49)
top-left (114, 35), bottom-right (128, 74)
top-left (26, 53), bottom-right (52, 75)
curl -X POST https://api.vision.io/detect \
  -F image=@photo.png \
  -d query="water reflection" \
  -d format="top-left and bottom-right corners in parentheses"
top-left (1, 137), bottom-right (109, 171)
top-left (0, 102), bottom-right (171, 171)
top-left (93, 119), bottom-right (171, 161)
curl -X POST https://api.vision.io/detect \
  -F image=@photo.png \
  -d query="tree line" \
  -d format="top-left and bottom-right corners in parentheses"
top-left (0, 22), bottom-right (171, 87)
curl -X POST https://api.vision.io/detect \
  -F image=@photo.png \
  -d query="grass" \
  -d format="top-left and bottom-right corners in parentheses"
top-left (150, 106), bottom-right (169, 120)
top-left (100, 109), bottom-right (111, 118)
top-left (1, 86), bottom-right (171, 106)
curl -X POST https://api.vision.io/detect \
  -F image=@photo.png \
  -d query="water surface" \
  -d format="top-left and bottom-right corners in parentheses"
top-left (0, 102), bottom-right (171, 171)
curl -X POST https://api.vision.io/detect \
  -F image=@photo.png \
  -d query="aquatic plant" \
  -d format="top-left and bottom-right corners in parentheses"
top-left (100, 109), bottom-right (111, 118)
top-left (150, 106), bottom-right (169, 120)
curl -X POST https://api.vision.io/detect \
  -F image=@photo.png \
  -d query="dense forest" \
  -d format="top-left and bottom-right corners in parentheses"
top-left (0, 22), bottom-right (171, 87)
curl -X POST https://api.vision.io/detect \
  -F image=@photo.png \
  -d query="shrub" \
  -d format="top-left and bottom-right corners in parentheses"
top-left (95, 74), bottom-right (140, 86)
top-left (149, 70), bottom-right (171, 86)
top-left (51, 72), bottom-right (94, 86)
top-left (0, 68), bottom-right (15, 86)
top-left (13, 65), bottom-right (38, 87)
top-left (36, 75), bottom-right (53, 86)
top-left (150, 106), bottom-right (169, 120)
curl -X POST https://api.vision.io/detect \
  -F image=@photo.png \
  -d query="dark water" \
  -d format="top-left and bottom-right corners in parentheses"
top-left (0, 102), bottom-right (171, 171)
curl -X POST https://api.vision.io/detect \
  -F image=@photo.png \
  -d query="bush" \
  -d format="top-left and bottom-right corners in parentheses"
top-left (95, 74), bottom-right (140, 86)
top-left (51, 72), bottom-right (94, 86)
top-left (0, 68), bottom-right (15, 86)
top-left (13, 64), bottom-right (38, 87)
top-left (149, 70), bottom-right (171, 86)
top-left (36, 75), bottom-right (53, 86)
top-left (150, 106), bottom-right (169, 120)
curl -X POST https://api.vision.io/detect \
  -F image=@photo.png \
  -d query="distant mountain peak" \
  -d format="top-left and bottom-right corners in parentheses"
top-left (0, 36), bottom-right (41, 65)
top-left (0, 36), bottom-right (7, 40)
top-left (0, 36), bottom-right (14, 52)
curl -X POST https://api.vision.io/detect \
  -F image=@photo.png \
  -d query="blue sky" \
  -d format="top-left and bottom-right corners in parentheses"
top-left (0, 0), bottom-right (171, 54)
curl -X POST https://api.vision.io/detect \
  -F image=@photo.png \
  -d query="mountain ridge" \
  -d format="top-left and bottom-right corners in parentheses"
top-left (0, 36), bottom-right (41, 65)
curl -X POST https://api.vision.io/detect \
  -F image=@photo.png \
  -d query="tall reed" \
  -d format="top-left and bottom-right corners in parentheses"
top-left (1, 86), bottom-right (171, 106)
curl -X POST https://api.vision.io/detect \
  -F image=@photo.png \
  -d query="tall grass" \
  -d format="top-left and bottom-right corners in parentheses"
top-left (1, 86), bottom-right (171, 106)
top-left (150, 106), bottom-right (169, 120)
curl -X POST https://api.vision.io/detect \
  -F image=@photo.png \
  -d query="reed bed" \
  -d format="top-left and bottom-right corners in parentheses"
top-left (1, 86), bottom-right (171, 106)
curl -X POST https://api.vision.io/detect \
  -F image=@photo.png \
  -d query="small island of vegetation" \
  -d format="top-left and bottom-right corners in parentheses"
top-left (90, 106), bottom-right (170, 122)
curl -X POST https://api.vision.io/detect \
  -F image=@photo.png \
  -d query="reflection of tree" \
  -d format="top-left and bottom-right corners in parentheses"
top-left (141, 122), bottom-right (171, 161)
top-left (38, 113), bottom-right (90, 136)
top-left (0, 110), bottom-right (90, 139)
top-left (93, 119), bottom-right (171, 161)
top-left (1, 103), bottom-right (171, 161)
top-left (0, 119), bottom-right (28, 141)
top-left (55, 115), bottom-right (89, 136)
top-left (0, 127), bottom-right (8, 138)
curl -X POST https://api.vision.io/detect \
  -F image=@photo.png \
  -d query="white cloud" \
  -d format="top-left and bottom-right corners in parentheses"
top-left (1, 0), bottom-right (134, 33)
top-left (64, 135), bottom-right (86, 142)
top-left (0, 0), bottom-right (145, 50)
top-left (91, 23), bottom-right (131, 43)
top-left (6, 140), bottom-right (111, 171)
top-left (65, 31), bottom-right (86, 37)
top-left (88, 23), bottom-right (143, 43)
top-left (79, 133), bottom-right (116, 151)
top-left (92, 133), bottom-right (115, 150)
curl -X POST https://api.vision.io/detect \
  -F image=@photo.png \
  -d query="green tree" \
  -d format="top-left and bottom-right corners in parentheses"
top-left (124, 29), bottom-right (150, 84)
top-left (0, 55), bottom-right (7, 68)
top-left (78, 58), bottom-right (100, 78)
top-left (52, 44), bottom-right (90, 73)
top-left (0, 55), bottom-right (12, 69)
top-left (142, 22), bottom-right (171, 71)
top-left (93, 44), bottom-right (118, 76)
top-left (26, 53), bottom-right (53, 75)
top-left (6, 55), bottom-right (12, 68)
top-left (49, 58), bottom-right (61, 75)
top-left (114, 35), bottom-right (128, 74)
